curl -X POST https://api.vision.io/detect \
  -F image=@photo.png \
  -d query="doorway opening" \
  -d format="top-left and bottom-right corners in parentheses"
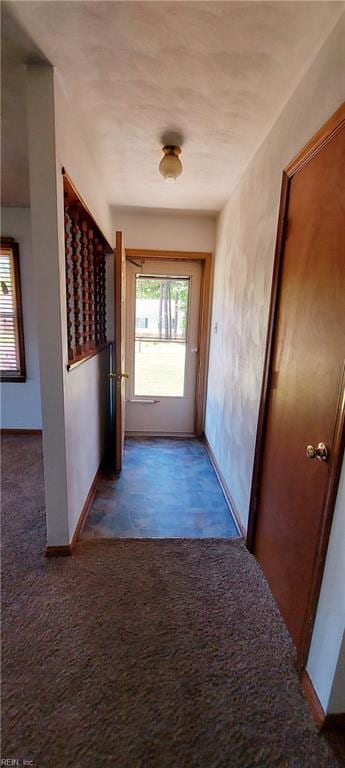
top-left (84, 246), bottom-right (239, 540)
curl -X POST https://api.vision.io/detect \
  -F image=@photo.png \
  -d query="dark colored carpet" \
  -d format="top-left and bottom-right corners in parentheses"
top-left (1, 434), bottom-right (340, 767)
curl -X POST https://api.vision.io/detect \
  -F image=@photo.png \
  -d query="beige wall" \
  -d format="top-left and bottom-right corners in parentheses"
top-left (205, 13), bottom-right (345, 530)
top-left (111, 207), bottom-right (216, 252)
top-left (205, 13), bottom-right (345, 713)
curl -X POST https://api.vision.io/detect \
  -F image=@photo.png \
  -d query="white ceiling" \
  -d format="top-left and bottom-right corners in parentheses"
top-left (2, 1), bottom-right (343, 211)
top-left (1, 37), bottom-right (29, 206)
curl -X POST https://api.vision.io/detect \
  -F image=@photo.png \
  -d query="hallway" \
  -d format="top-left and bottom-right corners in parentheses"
top-left (82, 438), bottom-right (239, 539)
top-left (1, 434), bottom-right (340, 767)
top-left (1, 1), bottom-right (344, 756)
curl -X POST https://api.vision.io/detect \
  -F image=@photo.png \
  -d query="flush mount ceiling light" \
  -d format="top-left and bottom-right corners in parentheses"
top-left (159, 145), bottom-right (182, 183)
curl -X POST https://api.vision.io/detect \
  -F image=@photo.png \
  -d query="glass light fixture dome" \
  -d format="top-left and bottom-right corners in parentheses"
top-left (159, 145), bottom-right (182, 183)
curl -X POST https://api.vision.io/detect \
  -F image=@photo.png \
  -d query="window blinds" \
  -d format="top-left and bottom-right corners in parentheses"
top-left (0, 245), bottom-right (20, 373)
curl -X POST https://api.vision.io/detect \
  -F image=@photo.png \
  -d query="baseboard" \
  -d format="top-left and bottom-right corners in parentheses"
top-left (72, 461), bottom-right (104, 547)
top-left (1, 428), bottom-right (42, 435)
top-left (203, 435), bottom-right (246, 538)
top-left (323, 712), bottom-right (345, 731)
top-left (300, 670), bottom-right (345, 731)
top-left (45, 460), bottom-right (103, 557)
top-left (125, 431), bottom-right (196, 438)
top-left (45, 545), bottom-right (72, 557)
top-left (301, 670), bottom-right (326, 727)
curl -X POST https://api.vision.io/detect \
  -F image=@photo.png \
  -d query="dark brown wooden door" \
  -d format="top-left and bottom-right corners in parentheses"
top-left (250, 109), bottom-right (345, 664)
top-left (113, 230), bottom-right (126, 473)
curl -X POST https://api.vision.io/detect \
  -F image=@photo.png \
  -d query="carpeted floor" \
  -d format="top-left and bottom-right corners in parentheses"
top-left (1, 434), bottom-right (341, 767)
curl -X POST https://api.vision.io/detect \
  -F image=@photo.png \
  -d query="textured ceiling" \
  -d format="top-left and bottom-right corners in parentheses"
top-left (1, 1), bottom-right (343, 211)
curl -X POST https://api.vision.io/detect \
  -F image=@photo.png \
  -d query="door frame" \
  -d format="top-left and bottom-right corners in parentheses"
top-left (114, 230), bottom-right (126, 473)
top-left (125, 249), bottom-right (212, 437)
top-left (246, 102), bottom-right (345, 671)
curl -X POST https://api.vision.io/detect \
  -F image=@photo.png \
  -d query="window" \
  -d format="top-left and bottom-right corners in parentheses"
top-left (136, 317), bottom-right (149, 330)
top-left (134, 275), bottom-right (189, 397)
top-left (0, 238), bottom-right (26, 382)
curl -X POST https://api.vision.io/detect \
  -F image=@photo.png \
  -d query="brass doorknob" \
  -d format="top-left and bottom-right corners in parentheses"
top-left (108, 372), bottom-right (129, 380)
top-left (306, 442), bottom-right (328, 462)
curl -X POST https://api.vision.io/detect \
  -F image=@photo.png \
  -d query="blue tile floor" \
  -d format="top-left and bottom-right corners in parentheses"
top-left (82, 438), bottom-right (240, 539)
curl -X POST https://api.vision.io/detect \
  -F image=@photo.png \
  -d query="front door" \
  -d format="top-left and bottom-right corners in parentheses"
top-left (125, 259), bottom-right (202, 434)
top-left (249, 106), bottom-right (345, 665)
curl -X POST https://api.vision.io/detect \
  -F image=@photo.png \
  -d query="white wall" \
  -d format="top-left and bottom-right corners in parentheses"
top-left (54, 72), bottom-right (113, 247)
top-left (54, 72), bottom-right (113, 540)
top-left (307, 455), bottom-right (345, 714)
top-left (27, 65), bottom-right (70, 545)
top-left (329, 632), bottom-right (345, 714)
top-left (64, 347), bottom-right (111, 537)
top-left (205, 13), bottom-right (345, 531)
top-left (27, 65), bottom-right (113, 545)
top-left (1, 206), bottom-right (42, 428)
top-left (111, 207), bottom-right (216, 252)
top-left (205, 14), bottom-right (345, 713)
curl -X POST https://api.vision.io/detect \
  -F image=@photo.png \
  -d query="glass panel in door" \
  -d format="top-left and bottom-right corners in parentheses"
top-left (134, 275), bottom-right (189, 397)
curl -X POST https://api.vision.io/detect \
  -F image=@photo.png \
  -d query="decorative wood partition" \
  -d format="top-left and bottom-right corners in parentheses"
top-left (63, 170), bottom-right (112, 368)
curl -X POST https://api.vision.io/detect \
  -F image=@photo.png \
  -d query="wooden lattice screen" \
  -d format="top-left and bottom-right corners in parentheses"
top-left (63, 171), bottom-right (111, 366)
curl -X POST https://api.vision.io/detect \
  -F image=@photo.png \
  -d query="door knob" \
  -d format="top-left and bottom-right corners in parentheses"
top-left (306, 442), bottom-right (328, 462)
top-left (108, 372), bottom-right (129, 380)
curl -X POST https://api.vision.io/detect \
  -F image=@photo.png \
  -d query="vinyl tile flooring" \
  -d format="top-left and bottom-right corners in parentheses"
top-left (82, 438), bottom-right (240, 539)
